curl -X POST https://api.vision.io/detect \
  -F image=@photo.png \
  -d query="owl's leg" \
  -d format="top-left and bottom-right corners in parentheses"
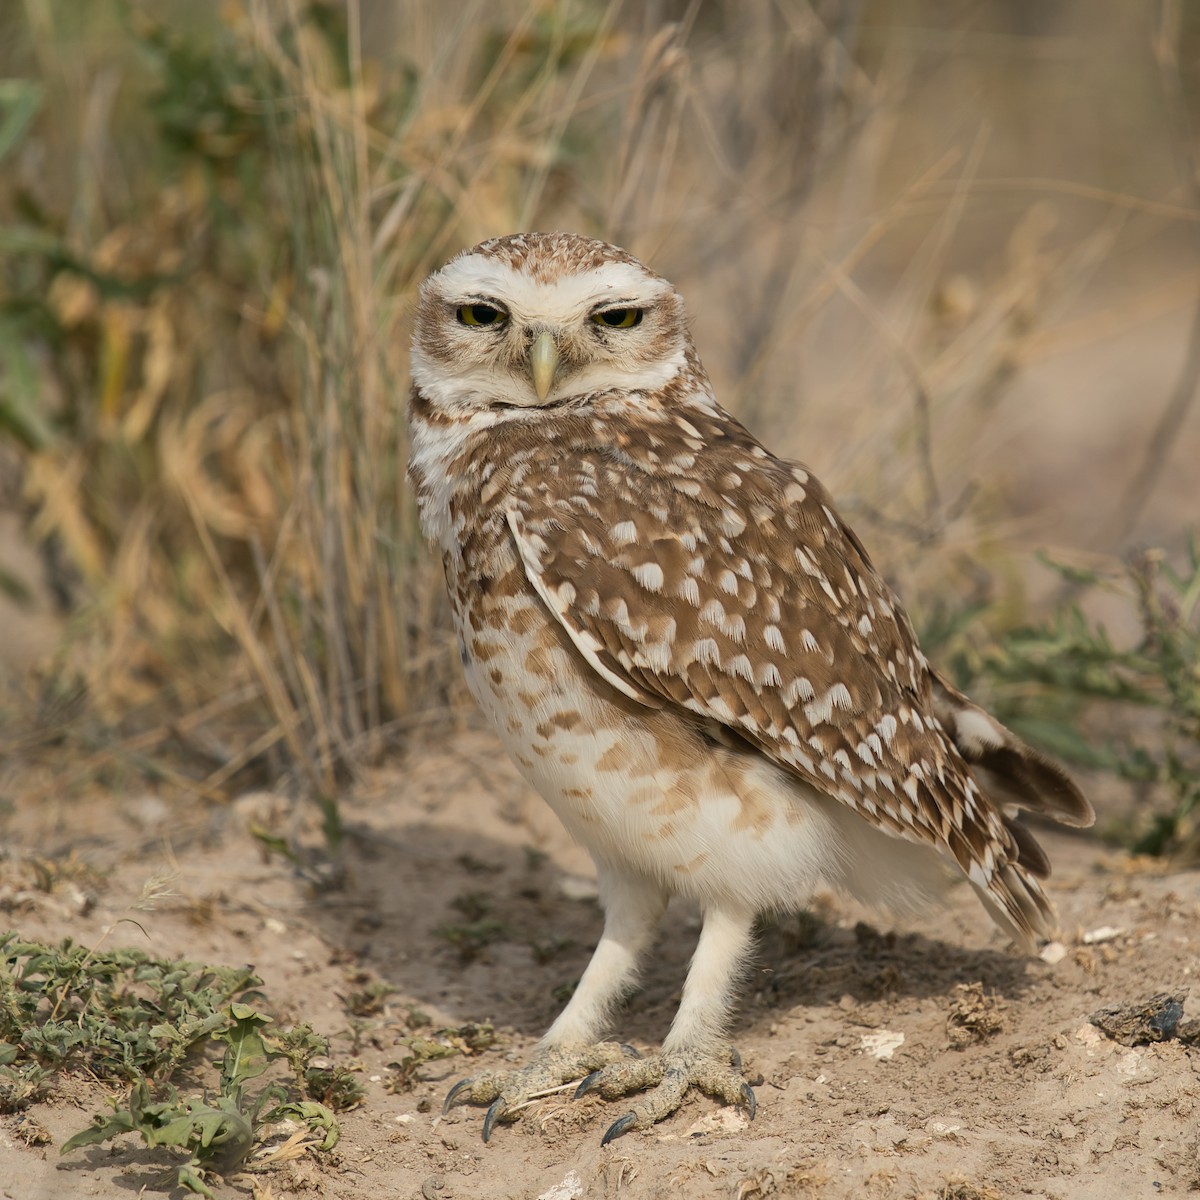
top-left (443, 869), bottom-right (666, 1140)
top-left (573, 903), bottom-right (758, 1143)
top-left (539, 867), bottom-right (668, 1046)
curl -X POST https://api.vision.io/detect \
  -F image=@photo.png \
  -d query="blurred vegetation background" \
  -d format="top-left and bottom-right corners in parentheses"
top-left (0, 1), bottom-right (1197, 853)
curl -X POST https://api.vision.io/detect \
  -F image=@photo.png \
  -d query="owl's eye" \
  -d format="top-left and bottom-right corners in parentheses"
top-left (592, 308), bottom-right (643, 329)
top-left (457, 304), bottom-right (507, 327)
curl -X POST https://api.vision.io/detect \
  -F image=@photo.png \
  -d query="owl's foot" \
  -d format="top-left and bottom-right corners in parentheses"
top-left (443, 1041), bottom-right (634, 1141)
top-left (575, 1045), bottom-right (756, 1144)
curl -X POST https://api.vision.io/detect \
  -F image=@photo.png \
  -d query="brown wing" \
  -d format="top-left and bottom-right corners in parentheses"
top-left (503, 407), bottom-right (1077, 945)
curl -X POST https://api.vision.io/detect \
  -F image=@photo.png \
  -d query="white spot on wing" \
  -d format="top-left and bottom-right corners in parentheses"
top-left (721, 509), bottom-right (747, 537)
top-left (952, 707), bottom-right (1005, 753)
top-left (637, 640), bottom-right (672, 671)
top-left (726, 654), bottom-right (754, 682)
top-left (700, 598), bottom-right (727, 628)
top-left (632, 562), bottom-right (665, 592)
top-left (783, 676), bottom-right (815, 705)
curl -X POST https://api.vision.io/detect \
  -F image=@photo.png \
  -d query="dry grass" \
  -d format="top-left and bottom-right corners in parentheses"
top-left (0, 1), bottom-right (1197, 822)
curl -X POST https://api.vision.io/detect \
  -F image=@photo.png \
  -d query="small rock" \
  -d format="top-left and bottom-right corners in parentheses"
top-left (682, 1109), bottom-right (750, 1137)
top-left (1089, 993), bottom-right (1185, 1046)
top-left (860, 1030), bottom-right (905, 1059)
top-left (1040, 941), bottom-right (1068, 964)
top-left (925, 1117), bottom-right (963, 1139)
top-left (537, 1170), bottom-right (584, 1200)
top-left (1082, 925), bottom-right (1124, 945)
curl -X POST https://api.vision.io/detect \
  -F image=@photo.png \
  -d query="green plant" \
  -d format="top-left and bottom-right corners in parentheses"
top-left (62, 1005), bottom-right (341, 1198)
top-left (0, 932), bottom-right (263, 1106)
top-left (1125, 544), bottom-right (1200, 855)
top-left (934, 541), bottom-right (1200, 859)
top-left (385, 1021), bottom-right (498, 1094)
top-left (435, 918), bottom-right (512, 963)
top-left (0, 933), bottom-right (359, 1195)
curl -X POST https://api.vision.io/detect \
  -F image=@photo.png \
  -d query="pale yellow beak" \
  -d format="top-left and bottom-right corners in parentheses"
top-left (529, 330), bottom-right (560, 403)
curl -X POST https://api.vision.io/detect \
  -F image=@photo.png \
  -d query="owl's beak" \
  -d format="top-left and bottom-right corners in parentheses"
top-left (529, 331), bottom-right (560, 402)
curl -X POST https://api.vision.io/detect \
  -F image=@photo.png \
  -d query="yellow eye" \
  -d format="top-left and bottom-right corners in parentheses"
top-left (592, 308), bottom-right (643, 329)
top-left (457, 304), bottom-right (507, 327)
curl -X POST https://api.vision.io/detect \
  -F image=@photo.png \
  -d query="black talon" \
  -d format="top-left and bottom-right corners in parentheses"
top-left (482, 1096), bottom-right (508, 1143)
top-left (443, 1077), bottom-right (474, 1114)
top-left (619, 1043), bottom-right (641, 1058)
top-left (740, 1082), bottom-right (757, 1120)
top-left (574, 1069), bottom-right (604, 1099)
top-left (601, 1111), bottom-right (638, 1146)
top-left (729, 1047), bottom-right (743, 1071)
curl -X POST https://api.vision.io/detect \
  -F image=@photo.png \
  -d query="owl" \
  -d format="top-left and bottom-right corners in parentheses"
top-left (407, 232), bottom-right (1092, 1145)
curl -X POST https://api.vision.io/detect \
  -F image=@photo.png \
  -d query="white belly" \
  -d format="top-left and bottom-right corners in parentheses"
top-left (453, 589), bottom-right (949, 917)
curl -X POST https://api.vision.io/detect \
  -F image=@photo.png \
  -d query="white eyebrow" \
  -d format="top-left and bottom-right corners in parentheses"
top-left (433, 256), bottom-right (669, 323)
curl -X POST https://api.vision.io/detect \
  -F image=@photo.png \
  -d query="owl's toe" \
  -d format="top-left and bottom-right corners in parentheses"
top-left (578, 1047), bottom-right (756, 1143)
top-left (442, 1076), bottom-right (480, 1112)
top-left (442, 1040), bottom-right (630, 1139)
top-left (481, 1096), bottom-right (509, 1143)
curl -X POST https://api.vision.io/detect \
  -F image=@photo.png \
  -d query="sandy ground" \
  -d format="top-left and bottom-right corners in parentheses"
top-left (2, 728), bottom-right (1198, 1200)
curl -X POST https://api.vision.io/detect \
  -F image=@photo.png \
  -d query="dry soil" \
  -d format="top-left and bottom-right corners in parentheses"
top-left (2, 729), bottom-right (1199, 1199)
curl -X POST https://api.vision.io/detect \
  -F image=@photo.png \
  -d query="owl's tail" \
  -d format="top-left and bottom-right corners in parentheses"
top-left (931, 670), bottom-right (1094, 950)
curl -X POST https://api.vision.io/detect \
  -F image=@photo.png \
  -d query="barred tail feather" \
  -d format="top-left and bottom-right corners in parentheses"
top-left (931, 670), bottom-right (1092, 950)
top-left (972, 863), bottom-right (1057, 953)
top-left (931, 670), bottom-right (1094, 837)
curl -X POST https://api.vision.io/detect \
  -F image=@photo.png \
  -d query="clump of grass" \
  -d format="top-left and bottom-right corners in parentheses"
top-left (435, 918), bottom-right (512, 963)
top-left (0, 1), bottom-right (874, 809)
top-left (0, 932), bottom-right (361, 1196)
top-left (449, 890), bottom-right (494, 921)
top-left (945, 981), bottom-right (1005, 1049)
top-left (930, 540), bottom-right (1200, 859)
top-left (338, 976), bottom-right (395, 1019)
top-left (0, 2), bottom-right (455, 801)
top-left (528, 933), bottom-right (575, 964)
top-left (384, 1020), bottom-right (498, 1094)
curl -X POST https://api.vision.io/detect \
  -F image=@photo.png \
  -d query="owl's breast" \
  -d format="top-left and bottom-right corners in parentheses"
top-left (444, 526), bottom-right (584, 738)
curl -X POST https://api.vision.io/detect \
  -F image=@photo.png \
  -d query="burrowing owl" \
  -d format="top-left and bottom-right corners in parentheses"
top-left (408, 231), bottom-right (1092, 1144)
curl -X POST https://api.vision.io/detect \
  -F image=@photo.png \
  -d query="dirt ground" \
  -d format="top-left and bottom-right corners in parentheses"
top-left (1, 728), bottom-right (1198, 1200)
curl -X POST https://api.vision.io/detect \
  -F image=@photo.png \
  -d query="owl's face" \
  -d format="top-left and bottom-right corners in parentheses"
top-left (411, 232), bottom-right (691, 420)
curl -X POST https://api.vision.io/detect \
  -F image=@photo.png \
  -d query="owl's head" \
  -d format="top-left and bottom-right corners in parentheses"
top-left (411, 232), bottom-right (692, 418)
